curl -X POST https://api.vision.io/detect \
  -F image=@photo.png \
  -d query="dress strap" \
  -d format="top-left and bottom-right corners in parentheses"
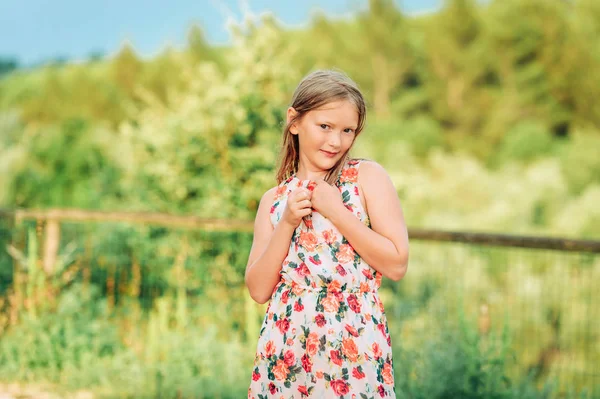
top-left (336, 157), bottom-right (364, 187)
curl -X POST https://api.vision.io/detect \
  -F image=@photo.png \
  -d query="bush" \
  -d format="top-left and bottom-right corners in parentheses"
top-left (393, 306), bottom-right (568, 399)
top-left (496, 121), bottom-right (555, 164)
top-left (558, 132), bottom-right (600, 195)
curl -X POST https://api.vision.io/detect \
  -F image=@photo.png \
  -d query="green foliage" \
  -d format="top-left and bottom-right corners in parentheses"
top-left (400, 116), bottom-right (445, 157)
top-left (1, 272), bottom-right (594, 397)
top-left (186, 23), bottom-right (222, 67)
top-left (0, 117), bottom-right (122, 208)
top-left (116, 16), bottom-right (300, 219)
top-left (495, 121), bottom-right (555, 164)
top-left (0, 225), bottom-right (596, 397)
top-left (0, 57), bottom-right (19, 78)
top-left (0, 283), bottom-right (121, 382)
top-left (558, 132), bottom-right (600, 195)
top-left (1, 0), bottom-right (599, 143)
top-left (109, 42), bottom-right (144, 100)
top-left (0, 284), bottom-right (251, 398)
top-left (0, 3), bottom-right (600, 396)
top-left (0, 6), bottom-right (599, 238)
top-left (394, 308), bottom-right (534, 399)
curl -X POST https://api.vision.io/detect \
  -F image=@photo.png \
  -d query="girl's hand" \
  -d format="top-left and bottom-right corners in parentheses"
top-left (309, 180), bottom-right (347, 220)
top-left (281, 187), bottom-right (313, 228)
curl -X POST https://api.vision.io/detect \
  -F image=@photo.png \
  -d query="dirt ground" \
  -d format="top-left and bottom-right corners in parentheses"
top-left (0, 384), bottom-right (94, 399)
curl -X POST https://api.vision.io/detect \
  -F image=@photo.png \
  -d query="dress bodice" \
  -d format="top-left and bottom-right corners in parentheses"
top-left (269, 158), bottom-right (382, 294)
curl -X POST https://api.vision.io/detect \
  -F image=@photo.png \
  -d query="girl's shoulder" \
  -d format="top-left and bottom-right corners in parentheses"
top-left (340, 157), bottom-right (385, 184)
top-left (260, 185), bottom-right (280, 209)
top-left (345, 158), bottom-right (393, 193)
top-left (358, 159), bottom-right (390, 181)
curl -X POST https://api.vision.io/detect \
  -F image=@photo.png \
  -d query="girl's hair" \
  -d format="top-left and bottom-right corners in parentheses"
top-left (275, 69), bottom-right (367, 185)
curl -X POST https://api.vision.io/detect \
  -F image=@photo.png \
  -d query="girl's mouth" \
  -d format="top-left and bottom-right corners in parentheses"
top-left (320, 150), bottom-right (338, 158)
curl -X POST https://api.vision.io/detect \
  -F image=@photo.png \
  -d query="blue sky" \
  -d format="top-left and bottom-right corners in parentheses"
top-left (0, 0), bottom-right (441, 66)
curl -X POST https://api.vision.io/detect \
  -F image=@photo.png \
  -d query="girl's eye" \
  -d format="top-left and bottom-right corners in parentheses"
top-left (320, 124), bottom-right (354, 134)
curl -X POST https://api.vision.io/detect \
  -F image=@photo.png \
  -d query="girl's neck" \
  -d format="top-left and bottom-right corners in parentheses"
top-left (294, 168), bottom-right (328, 181)
top-left (294, 157), bottom-right (348, 181)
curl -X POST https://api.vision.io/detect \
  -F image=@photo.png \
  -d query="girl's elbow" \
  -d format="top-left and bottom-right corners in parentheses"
top-left (246, 280), bottom-right (271, 304)
top-left (389, 258), bottom-right (408, 282)
top-left (389, 265), bottom-right (407, 281)
top-left (386, 245), bottom-right (409, 282)
top-left (245, 266), bottom-right (275, 304)
top-left (250, 291), bottom-right (271, 304)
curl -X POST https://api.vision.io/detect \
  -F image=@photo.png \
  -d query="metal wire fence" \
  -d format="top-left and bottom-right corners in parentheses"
top-left (0, 209), bottom-right (598, 398)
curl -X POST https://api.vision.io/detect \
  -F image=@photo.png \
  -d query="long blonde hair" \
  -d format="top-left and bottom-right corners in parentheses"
top-left (275, 69), bottom-right (367, 185)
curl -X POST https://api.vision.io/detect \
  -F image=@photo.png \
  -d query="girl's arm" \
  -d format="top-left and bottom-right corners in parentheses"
top-left (327, 161), bottom-right (409, 281)
top-left (245, 186), bottom-right (311, 304)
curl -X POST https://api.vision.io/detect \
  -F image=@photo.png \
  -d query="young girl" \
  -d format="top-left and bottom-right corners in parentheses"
top-left (246, 70), bottom-right (409, 398)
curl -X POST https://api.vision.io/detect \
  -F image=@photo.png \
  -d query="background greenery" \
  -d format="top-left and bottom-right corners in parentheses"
top-left (0, 0), bottom-right (599, 397)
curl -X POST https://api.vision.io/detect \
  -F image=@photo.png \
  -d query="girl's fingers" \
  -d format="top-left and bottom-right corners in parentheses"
top-left (294, 189), bottom-right (311, 201)
top-left (296, 199), bottom-right (312, 209)
top-left (291, 200), bottom-right (311, 212)
top-left (299, 207), bottom-right (312, 217)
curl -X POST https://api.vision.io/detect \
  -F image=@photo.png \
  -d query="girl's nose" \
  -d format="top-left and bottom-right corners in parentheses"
top-left (329, 132), bottom-right (342, 148)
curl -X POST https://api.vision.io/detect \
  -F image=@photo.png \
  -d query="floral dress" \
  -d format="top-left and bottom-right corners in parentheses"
top-left (248, 158), bottom-right (395, 398)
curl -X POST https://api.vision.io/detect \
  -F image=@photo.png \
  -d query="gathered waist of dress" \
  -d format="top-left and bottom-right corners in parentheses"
top-left (274, 277), bottom-right (378, 296)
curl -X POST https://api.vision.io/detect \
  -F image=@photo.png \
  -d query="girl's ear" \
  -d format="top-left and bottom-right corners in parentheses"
top-left (287, 107), bottom-right (299, 135)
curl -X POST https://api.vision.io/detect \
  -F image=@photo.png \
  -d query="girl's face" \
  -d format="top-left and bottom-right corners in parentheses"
top-left (288, 100), bottom-right (359, 175)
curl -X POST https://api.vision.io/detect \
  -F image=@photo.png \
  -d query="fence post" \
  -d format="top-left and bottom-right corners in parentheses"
top-left (42, 218), bottom-right (60, 275)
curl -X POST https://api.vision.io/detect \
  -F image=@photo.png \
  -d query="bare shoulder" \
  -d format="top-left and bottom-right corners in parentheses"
top-left (357, 160), bottom-right (399, 210)
top-left (356, 160), bottom-right (408, 261)
top-left (262, 185), bottom-right (279, 202)
top-left (257, 185), bottom-right (279, 215)
top-left (353, 160), bottom-right (395, 215)
top-left (357, 160), bottom-right (393, 186)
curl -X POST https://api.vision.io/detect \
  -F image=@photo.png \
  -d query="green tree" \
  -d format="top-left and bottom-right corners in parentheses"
top-left (0, 57), bottom-right (19, 77)
top-left (109, 42), bottom-right (144, 100)
top-left (485, 0), bottom-right (574, 138)
top-left (0, 118), bottom-right (121, 208)
top-left (297, 0), bottom-right (414, 118)
top-left (186, 23), bottom-right (217, 64)
top-left (569, 0), bottom-right (600, 130)
top-left (141, 47), bottom-right (185, 105)
top-left (420, 0), bottom-right (490, 144)
top-left (359, 0), bottom-right (414, 118)
top-left (20, 67), bottom-right (67, 125)
top-left (118, 16), bottom-right (300, 218)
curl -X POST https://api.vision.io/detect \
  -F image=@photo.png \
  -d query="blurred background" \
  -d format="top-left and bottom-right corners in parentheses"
top-left (0, 0), bottom-right (599, 398)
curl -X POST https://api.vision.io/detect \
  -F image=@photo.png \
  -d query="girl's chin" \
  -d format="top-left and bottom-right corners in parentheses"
top-left (317, 156), bottom-right (339, 167)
